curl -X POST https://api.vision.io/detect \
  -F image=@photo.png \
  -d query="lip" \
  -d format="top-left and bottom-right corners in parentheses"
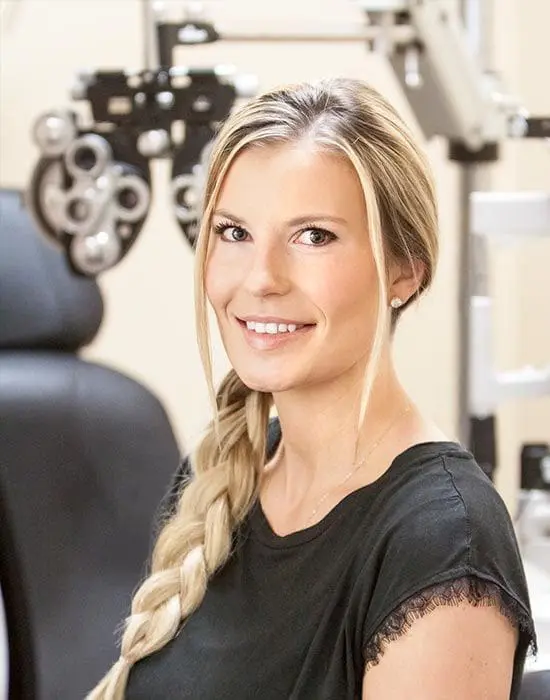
top-left (237, 315), bottom-right (313, 325)
top-left (235, 317), bottom-right (315, 350)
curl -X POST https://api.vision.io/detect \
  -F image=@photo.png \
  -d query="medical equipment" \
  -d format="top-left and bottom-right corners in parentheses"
top-left (27, 61), bottom-right (256, 274)
top-left (24, 0), bottom-right (549, 463)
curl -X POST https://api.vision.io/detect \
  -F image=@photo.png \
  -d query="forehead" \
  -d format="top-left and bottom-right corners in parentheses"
top-left (215, 142), bottom-right (366, 220)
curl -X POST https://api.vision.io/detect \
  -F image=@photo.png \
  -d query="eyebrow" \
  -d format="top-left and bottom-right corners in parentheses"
top-left (212, 209), bottom-right (349, 227)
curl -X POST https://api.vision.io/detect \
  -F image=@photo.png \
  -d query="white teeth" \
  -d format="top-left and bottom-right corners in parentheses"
top-left (245, 321), bottom-right (302, 334)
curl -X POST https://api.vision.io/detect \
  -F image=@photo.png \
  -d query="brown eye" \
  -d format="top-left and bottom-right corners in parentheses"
top-left (298, 228), bottom-right (337, 246)
top-left (213, 223), bottom-right (249, 242)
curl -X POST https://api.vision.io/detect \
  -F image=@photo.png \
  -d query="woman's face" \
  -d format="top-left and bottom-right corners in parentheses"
top-left (205, 142), bottom-right (386, 393)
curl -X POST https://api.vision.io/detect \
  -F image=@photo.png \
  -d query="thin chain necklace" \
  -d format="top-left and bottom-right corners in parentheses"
top-left (264, 403), bottom-right (411, 529)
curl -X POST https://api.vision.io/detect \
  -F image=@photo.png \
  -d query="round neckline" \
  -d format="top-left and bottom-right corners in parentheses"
top-left (250, 440), bottom-right (465, 549)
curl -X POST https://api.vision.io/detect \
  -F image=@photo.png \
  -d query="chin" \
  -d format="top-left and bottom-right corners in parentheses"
top-left (234, 366), bottom-right (297, 394)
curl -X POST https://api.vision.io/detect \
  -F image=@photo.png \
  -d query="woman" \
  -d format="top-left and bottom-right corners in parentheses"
top-left (89, 78), bottom-right (537, 699)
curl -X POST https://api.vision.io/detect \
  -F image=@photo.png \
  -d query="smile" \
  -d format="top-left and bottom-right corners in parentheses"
top-left (245, 321), bottom-right (303, 334)
top-left (236, 317), bottom-right (315, 349)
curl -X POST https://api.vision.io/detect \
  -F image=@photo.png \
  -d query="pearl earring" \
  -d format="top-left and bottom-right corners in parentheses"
top-left (390, 297), bottom-right (404, 309)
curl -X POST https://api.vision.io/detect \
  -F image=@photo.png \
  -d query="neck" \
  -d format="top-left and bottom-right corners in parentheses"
top-left (269, 350), bottom-right (412, 503)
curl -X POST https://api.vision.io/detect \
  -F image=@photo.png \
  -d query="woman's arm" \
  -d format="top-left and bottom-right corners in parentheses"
top-left (362, 602), bottom-right (518, 699)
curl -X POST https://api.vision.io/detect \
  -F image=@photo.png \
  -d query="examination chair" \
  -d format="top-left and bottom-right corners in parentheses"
top-left (0, 188), bottom-right (181, 699)
top-left (519, 669), bottom-right (550, 699)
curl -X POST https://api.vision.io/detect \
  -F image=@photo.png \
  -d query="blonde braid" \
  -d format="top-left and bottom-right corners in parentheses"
top-left (87, 370), bottom-right (272, 699)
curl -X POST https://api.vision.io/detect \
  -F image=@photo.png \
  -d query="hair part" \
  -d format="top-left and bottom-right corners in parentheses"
top-left (88, 77), bottom-right (438, 698)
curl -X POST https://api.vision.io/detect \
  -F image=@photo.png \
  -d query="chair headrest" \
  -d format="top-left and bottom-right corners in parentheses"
top-left (0, 189), bottom-right (104, 351)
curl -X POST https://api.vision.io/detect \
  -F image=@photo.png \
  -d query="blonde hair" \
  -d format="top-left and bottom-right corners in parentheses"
top-left (88, 77), bottom-right (438, 698)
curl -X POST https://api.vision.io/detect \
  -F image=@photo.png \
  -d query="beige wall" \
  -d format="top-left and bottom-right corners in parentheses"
top-left (1, 0), bottom-right (548, 511)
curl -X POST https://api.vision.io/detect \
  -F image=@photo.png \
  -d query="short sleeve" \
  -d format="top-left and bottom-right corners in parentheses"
top-left (362, 454), bottom-right (538, 677)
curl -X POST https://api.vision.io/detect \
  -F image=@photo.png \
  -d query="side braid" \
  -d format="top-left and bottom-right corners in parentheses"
top-left (87, 370), bottom-right (272, 699)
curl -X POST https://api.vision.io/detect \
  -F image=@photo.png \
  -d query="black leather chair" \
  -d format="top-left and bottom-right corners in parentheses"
top-left (519, 670), bottom-right (550, 699)
top-left (0, 189), bottom-right (182, 699)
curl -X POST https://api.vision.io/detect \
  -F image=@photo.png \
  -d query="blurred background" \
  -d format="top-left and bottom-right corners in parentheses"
top-left (2, 0), bottom-right (549, 504)
top-left (0, 0), bottom-right (548, 697)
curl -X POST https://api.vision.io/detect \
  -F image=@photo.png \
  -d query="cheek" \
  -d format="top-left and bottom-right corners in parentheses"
top-left (204, 261), bottom-right (217, 308)
top-left (204, 247), bottom-right (234, 310)
top-left (317, 254), bottom-right (379, 328)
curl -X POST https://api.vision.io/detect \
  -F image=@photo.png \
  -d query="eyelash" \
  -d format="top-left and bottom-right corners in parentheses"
top-left (212, 220), bottom-right (337, 246)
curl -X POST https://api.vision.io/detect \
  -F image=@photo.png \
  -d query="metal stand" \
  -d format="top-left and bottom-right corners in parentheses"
top-left (371, 0), bottom-right (550, 478)
top-left (469, 193), bottom-right (550, 412)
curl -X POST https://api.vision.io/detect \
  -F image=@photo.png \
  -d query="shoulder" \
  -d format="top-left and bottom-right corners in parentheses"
top-left (374, 443), bottom-right (527, 592)
top-left (362, 442), bottom-right (537, 669)
top-left (436, 449), bottom-right (524, 567)
top-left (379, 442), bottom-right (514, 550)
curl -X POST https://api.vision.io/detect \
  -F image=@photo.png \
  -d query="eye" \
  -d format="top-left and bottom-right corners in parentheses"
top-left (297, 228), bottom-right (337, 246)
top-left (213, 221), bottom-right (249, 242)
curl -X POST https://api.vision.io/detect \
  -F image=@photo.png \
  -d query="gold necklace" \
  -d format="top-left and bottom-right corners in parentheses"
top-left (264, 404), bottom-right (411, 529)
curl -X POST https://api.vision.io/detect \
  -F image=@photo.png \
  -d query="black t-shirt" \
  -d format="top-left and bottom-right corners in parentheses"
top-left (125, 421), bottom-right (537, 699)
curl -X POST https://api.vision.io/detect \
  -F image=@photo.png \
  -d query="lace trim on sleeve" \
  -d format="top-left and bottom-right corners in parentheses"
top-left (364, 575), bottom-right (537, 670)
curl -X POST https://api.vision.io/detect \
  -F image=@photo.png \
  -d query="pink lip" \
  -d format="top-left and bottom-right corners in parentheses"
top-left (238, 315), bottom-right (313, 325)
top-left (235, 317), bottom-right (314, 350)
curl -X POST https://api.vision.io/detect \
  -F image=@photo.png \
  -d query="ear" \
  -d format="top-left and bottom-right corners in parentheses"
top-left (388, 257), bottom-right (426, 305)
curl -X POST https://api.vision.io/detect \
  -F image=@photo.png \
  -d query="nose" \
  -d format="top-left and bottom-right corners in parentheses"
top-left (243, 240), bottom-right (291, 298)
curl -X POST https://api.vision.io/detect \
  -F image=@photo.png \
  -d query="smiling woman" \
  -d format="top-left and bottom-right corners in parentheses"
top-left (88, 78), bottom-right (537, 700)
top-left (205, 145), bottom-right (383, 390)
